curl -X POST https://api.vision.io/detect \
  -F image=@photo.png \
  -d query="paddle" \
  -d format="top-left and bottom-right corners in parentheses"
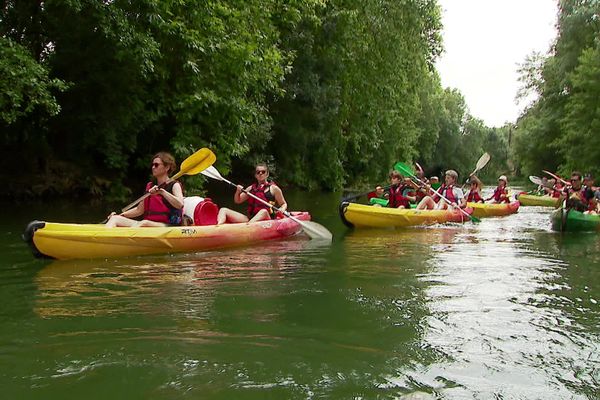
top-left (342, 185), bottom-right (391, 203)
top-left (529, 176), bottom-right (543, 186)
top-left (200, 166), bottom-right (333, 241)
top-left (394, 161), bottom-right (480, 223)
top-left (542, 170), bottom-right (569, 186)
top-left (121, 148), bottom-right (217, 213)
top-left (469, 152), bottom-right (491, 177)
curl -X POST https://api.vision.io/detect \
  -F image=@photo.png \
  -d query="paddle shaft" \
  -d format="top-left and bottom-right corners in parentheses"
top-left (120, 148), bottom-right (215, 213)
top-left (343, 185), bottom-right (391, 202)
top-left (543, 170), bottom-right (569, 186)
top-left (219, 176), bottom-right (314, 231)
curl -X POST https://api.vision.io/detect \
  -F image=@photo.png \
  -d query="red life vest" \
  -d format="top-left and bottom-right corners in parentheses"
top-left (491, 186), bottom-right (509, 203)
top-left (388, 184), bottom-right (411, 208)
top-left (247, 181), bottom-right (277, 218)
top-left (466, 189), bottom-right (483, 203)
top-left (434, 184), bottom-right (458, 204)
top-left (143, 181), bottom-right (183, 225)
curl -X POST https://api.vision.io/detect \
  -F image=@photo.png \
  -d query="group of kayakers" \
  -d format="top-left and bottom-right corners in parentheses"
top-left (106, 152), bottom-right (288, 228)
top-left (104, 151), bottom-right (600, 228)
top-left (369, 168), bottom-right (511, 211)
top-left (530, 171), bottom-right (599, 213)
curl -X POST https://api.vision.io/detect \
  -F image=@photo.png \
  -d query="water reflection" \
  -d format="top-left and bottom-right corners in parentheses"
top-left (383, 207), bottom-right (600, 398)
top-left (35, 238), bottom-right (328, 318)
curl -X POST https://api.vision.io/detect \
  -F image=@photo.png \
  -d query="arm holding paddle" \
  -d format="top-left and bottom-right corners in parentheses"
top-left (106, 149), bottom-right (215, 227)
top-left (203, 165), bottom-right (332, 241)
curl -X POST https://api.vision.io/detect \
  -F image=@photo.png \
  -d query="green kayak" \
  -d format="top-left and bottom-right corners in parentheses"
top-left (551, 208), bottom-right (600, 232)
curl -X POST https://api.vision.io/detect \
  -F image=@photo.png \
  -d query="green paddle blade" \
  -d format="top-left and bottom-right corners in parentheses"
top-left (393, 161), bottom-right (416, 177)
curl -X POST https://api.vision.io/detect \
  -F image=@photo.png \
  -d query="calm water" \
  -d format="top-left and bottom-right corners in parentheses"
top-left (1, 189), bottom-right (599, 399)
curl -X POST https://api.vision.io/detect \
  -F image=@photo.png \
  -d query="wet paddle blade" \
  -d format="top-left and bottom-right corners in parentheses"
top-left (529, 176), bottom-right (542, 186)
top-left (299, 220), bottom-right (333, 241)
top-left (201, 165), bottom-right (224, 181)
top-left (469, 152), bottom-right (491, 176)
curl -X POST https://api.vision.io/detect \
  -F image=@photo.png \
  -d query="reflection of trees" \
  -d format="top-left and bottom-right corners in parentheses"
top-left (34, 238), bottom-right (319, 318)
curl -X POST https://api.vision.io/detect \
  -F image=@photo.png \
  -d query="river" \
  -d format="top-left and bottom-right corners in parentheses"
top-left (1, 189), bottom-right (598, 399)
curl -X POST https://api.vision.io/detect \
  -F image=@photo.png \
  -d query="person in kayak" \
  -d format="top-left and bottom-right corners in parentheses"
top-left (562, 171), bottom-right (595, 212)
top-left (385, 171), bottom-right (416, 208)
top-left (106, 152), bottom-right (184, 227)
top-left (217, 163), bottom-right (287, 224)
top-left (368, 185), bottom-right (387, 205)
top-left (465, 176), bottom-right (484, 203)
top-left (416, 169), bottom-right (466, 210)
top-left (486, 175), bottom-right (510, 203)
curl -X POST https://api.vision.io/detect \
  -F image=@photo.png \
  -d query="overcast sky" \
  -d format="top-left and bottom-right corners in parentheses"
top-left (435, 0), bottom-right (558, 127)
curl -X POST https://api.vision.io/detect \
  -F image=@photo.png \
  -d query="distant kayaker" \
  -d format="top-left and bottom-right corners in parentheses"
top-left (106, 152), bottom-right (184, 227)
top-left (416, 169), bottom-right (466, 210)
top-left (217, 163), bottom-right (287, 224)
top-left (466, 176), bottom-right (484, 203)
top-left (562, 171), bottom-right (595, 212)
top-left (486, 175), bottom-right (510, 204)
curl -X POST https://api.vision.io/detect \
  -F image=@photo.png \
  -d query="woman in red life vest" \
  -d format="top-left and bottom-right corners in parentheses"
top-left (106, 152), bottom-right (184, 227)
top-left (217, 163), bottom-right (288, 224)
top-left (486, 175), bottom-right (510, 203)
top-left (465, 176), bottom-right (484, 203)
top-left (416, 169), bottom-right (466, 210)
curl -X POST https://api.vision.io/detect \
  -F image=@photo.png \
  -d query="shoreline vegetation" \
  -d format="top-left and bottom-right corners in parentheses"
top-left (2, 1), bottom-right (597, 201)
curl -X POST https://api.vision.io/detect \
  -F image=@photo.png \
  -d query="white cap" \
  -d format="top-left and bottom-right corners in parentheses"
top-left (498, 175), bottom-right (508, 182)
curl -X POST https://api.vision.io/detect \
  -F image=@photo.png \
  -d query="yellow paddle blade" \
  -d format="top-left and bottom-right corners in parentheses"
top-left (172, 148), bottom-right (216, 180)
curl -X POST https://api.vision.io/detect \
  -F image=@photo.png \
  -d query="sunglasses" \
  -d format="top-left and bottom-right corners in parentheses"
top-left (255, 170), bottom-right (267, 175)
top-left (151, 162), bottom-right (163, 168)
top-left (570, 178), bottom-right (580, 182)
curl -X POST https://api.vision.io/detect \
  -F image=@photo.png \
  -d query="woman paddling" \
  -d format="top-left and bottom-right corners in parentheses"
top-left (106, 152), bottom-right (184, 227)
top-left (217, 163), bottom-right (287, 224)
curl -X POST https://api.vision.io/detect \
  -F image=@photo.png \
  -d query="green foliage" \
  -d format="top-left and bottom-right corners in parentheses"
top-left (513, 0), bottom-right (600, 179)
top-left (0, 37), bottom-right (66, 125)
top-left (1, 0), bottom-right (512, 199)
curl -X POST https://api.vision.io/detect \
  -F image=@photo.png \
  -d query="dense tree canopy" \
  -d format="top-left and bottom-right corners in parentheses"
top-left (2, 0), bottom-right (515, 200)
top-left (513, 0), bottom-right (600, 179)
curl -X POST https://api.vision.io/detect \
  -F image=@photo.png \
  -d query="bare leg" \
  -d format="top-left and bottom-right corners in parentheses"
top-left (137, 219), bottom-right (167, 227)
top-left (249, 209), bottom-right (271, 223)
top-left (416, 196), bottom-right (435, 210)
top-left (106, 215), bottom-right (139, 228)
top-left (435, 200), bottom-right (449, 210)
top-left (217, 208), bottom-right (249, 224)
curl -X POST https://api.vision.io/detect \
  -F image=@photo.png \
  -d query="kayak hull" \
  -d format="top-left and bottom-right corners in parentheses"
top-left (339, 202), bottom-right (472, 228)
top-left (516, 193), bottom-right (561, 208)
top-left (468, 201), bottom-right (520, 218)
top-left (550, 208), bottom-right (600, 232)
top-left (23, 213), bottom-right (310, 260)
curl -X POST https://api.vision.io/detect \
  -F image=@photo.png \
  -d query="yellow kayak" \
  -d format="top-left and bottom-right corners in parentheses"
top-left (23, 213), bottom-right (310, 260)
top-left (468, 201), bottom-right (520, 218)
top-left (339, 202), bottom-right (472, 228)
top-left (515, 193), bottom-right (561, 207)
